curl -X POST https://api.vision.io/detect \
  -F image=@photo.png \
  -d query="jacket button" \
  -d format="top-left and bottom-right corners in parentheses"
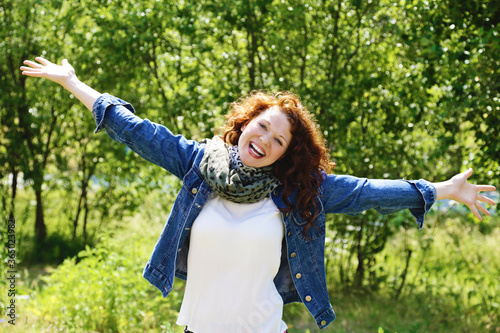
top-left (287, 231), bottom-right (291, 237)
top-left (305, 295), bottom-right (312, 302)
top-left (290, 252), bottom-right (296, 258)
top-left (321, 320), bottom-right (326, 326)
top-left (191, 188), bottom-right (198, 194)
top-left (295, 273), bottom-right (302, 279)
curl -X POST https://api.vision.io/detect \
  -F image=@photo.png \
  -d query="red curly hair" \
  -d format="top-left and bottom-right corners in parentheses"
top-left (218, 91), bottom-right (334, 237)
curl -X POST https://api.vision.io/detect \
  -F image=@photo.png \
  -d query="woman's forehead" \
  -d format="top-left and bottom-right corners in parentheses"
top-left (255, 106), bottom-right (292, 138)
top-left (255, 105), bottom-right (284, 120)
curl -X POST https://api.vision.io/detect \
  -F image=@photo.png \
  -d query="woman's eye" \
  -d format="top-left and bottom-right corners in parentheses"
top-left (259, 123), bottom-right (267, 130)
top-left (276, 138), bottom-right (283, 146)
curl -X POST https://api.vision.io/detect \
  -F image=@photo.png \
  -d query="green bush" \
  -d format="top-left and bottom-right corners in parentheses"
top-left (7, 212), bottom-right (500, 333)
top-left (12, 219), bottom-right (183, 333)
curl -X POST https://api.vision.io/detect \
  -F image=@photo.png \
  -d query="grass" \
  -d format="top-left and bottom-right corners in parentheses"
top-left (1, 189), bottom-right (499, 332)
top-left (284, 219), bottom-right (500, 333)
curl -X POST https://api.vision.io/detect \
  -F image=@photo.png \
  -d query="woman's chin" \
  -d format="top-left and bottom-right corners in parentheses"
top-left (241, 155), bottom-right (262, 168)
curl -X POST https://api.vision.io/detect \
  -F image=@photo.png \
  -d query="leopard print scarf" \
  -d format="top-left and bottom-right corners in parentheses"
top-left (200, 136), bottom-right (279, 203)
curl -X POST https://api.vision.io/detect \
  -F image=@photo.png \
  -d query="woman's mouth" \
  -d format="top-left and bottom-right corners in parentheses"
top-left (249, 142), bottom-right (265, 158)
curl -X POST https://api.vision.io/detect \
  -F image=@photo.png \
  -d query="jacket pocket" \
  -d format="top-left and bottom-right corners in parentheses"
top-left (292, 196), bottom-right (325, 241)
top-left (180, 168), bottom-right (204, 215)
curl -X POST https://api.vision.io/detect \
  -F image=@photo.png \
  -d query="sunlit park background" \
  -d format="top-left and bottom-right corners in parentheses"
top-left (1, 0), bottom-right (499, 332)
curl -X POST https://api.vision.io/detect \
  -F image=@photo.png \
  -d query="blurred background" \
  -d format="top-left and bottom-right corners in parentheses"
top-left (1, 0), bottom-right (499, 332)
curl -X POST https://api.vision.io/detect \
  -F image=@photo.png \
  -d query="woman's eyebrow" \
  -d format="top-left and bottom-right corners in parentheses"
top-left (262, 119), bottom-right (289, 145)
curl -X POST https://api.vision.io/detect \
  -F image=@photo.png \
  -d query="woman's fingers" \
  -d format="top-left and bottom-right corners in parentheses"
top-left (475, 202), bottom-right (490, 216)
top-left (34, 56), bottom-right (51, 66)
top-left (477, 185), bottom-right (496, 192)
top-left (478, 194), bottom-right (496, 206)
top-left (20, 65), bottom-right (43, 72)
top-left (21, 58), bottom-right (51, 77)
top-left (22, 60), bottom-right (43, 69)
top-left (20, 66), bottom-right (35, 72)
top-left (469, 204), bottom-right (482, 221)
top-left (463, 168), bottom-right (474, 179)
top-left (20, 70), bottom-right (45, 77)
top-left (20, 64), bottom-right (43, 75)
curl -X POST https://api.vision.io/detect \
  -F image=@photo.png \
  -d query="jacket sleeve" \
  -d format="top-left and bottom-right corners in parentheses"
top-left (321, 174), bottom-right (436, 229)
top-left (92, 93), bottom-right (202, 179)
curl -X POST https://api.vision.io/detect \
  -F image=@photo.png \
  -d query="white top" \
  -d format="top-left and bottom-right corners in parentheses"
top-left (176, 195), bottom-right (288, 333)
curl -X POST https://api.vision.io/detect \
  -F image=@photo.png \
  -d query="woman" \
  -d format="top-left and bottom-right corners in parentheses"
top-left (20, 58), bottom-right (496, 332)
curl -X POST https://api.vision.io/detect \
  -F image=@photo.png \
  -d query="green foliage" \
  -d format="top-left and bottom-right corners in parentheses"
top-left (1, 0), bottom-right (499, 330)
top-left (10, 217), bottom-right (182, 332)
top-left (286, 215), bottom-right (500, 332)
top-left (6, 213), bottom-right (497, 332)
top-left (2, 0), bottom-right (498, 259)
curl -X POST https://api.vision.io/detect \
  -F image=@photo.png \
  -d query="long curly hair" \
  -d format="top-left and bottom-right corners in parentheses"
top-left (218, 91), bottom-right (334, 237)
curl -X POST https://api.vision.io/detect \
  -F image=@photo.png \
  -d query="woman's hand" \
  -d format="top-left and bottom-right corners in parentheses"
top-left (434, 168), bottom-right (496, 221)
top-left (20, 57), bottom-right (77, 87)
top-left (20, 57), bottom-right (101, 111)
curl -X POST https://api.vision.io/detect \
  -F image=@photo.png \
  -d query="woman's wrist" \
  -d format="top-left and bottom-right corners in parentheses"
top-left (433, 180), bottom-right (456, 201)
top-left (61, 75), bottom-right (81, 91)
top-left (62, 76), bottom-right (102, 111)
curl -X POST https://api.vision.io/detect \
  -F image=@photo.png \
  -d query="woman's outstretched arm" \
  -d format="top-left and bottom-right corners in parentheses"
top-left (21, 57), bottom-right (203, 178)
top-left (20, 57), bottom-right (101, 111)
top-left (432, 168), bottom-right (496, 221)
top-left (322, 169), bottom-right (496, 228)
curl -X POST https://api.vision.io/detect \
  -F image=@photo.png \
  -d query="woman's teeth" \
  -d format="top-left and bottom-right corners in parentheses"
top-left (250, 142), bottom-right (264, 157)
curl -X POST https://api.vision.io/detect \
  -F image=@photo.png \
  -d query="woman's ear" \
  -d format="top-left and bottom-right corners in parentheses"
top-left (241, 122), bottom-right (247, 132)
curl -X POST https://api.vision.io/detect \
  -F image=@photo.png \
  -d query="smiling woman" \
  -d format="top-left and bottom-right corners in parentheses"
top-left (219, 91), bottom-right (334, 229)
top-left (238, 106), bottom-right (291, 168)
top-left (19, 57), bottom-right (496, 332)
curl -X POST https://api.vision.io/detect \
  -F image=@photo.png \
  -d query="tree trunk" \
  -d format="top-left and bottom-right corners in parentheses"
top-left (245, 1), bottom-right (258, 91)
top-left (34, 185), bottom-right (46, 243)
top-left (395, 249), bottom-right (412, 301)
top-left (83, 194), bottom-right (89, 242)
top-left (354, 217), bottom-right (365, 288)
top-left (9, 167), bottom-right (18, 221)
top-left (73, 177), bottom-right (88, 240)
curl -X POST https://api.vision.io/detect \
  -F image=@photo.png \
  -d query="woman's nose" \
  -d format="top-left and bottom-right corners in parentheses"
top-left (260, 133), bottom-right (271, 146)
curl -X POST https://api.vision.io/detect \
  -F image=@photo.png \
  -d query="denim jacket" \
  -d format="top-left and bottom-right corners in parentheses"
top-left (92, 94), bottom-right (436, 329)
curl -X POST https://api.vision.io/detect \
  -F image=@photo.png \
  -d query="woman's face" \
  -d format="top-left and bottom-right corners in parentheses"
top-left (238, 106), bottom-right (292, 168)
